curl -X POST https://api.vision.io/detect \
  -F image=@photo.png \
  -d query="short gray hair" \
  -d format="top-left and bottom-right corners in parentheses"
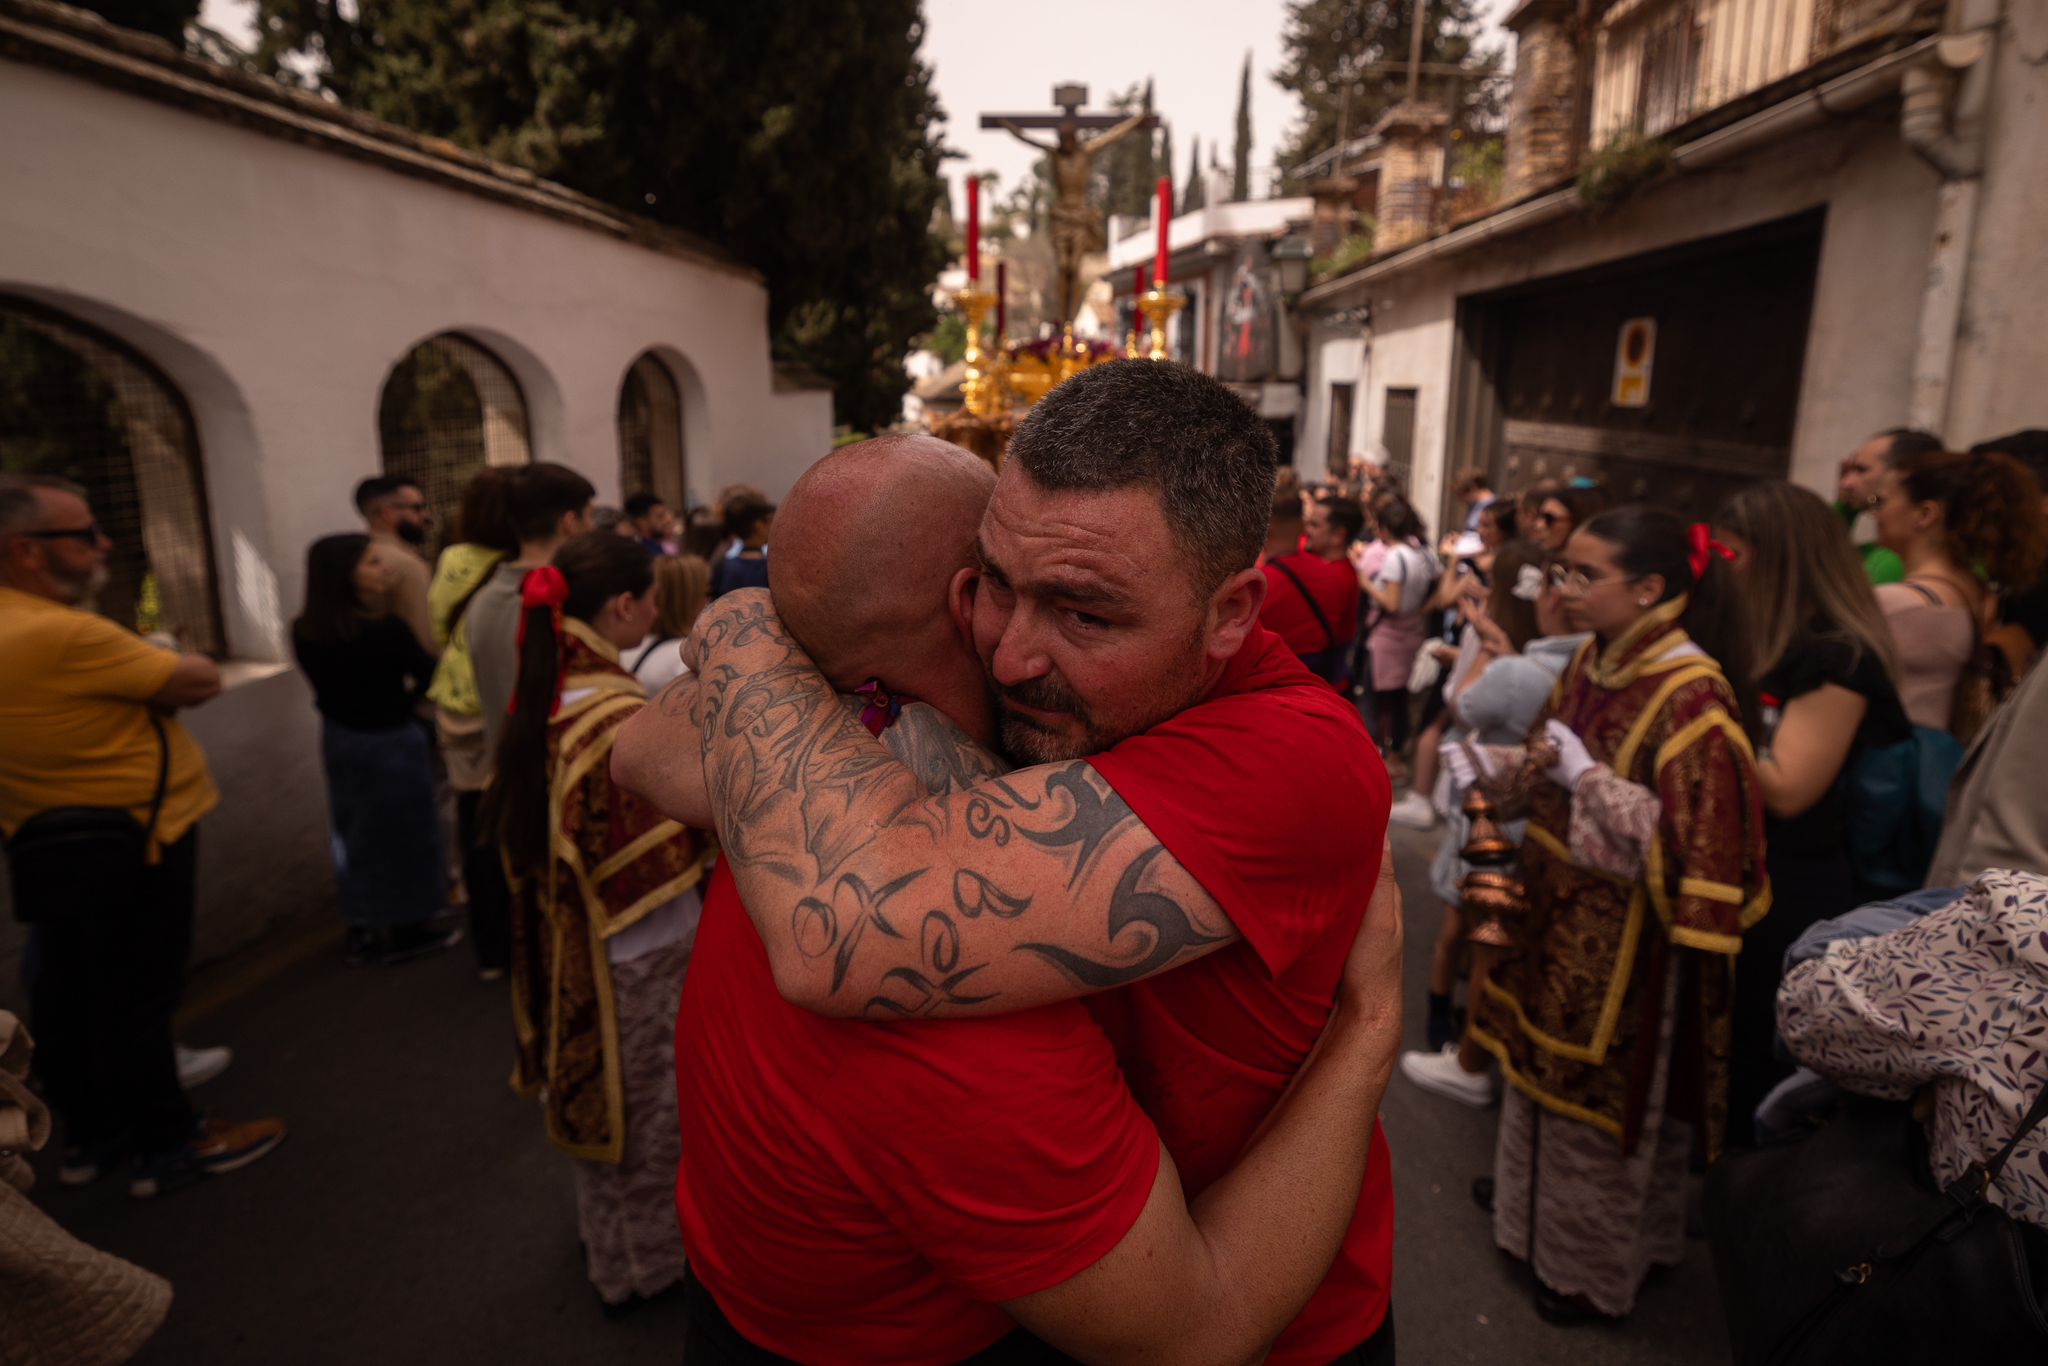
top-left (0, 473), bottom-right (87, 541)
top-left (1006, 361), bottom-right (1276, 597)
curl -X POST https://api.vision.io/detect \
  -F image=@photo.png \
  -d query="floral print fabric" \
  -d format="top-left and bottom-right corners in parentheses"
top-left (1778, 870), bottom-right (2048, 1230)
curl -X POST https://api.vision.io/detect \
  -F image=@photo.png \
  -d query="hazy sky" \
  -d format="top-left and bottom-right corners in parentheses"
top-left (200, 0), bottom-right (1514, 219)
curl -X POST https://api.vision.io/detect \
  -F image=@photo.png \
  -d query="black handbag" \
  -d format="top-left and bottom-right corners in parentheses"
top-left (1704, 1086), bottom-right (2048, 1364)
top-left (5, 711), bottom-right (169, 923)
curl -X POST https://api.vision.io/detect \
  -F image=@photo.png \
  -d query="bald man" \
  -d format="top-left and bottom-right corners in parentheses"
top-left (624, 436), bottom-right (1402, 1365)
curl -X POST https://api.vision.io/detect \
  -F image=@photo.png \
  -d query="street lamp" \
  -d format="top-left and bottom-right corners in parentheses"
top-left (1273, 236), bottom-right (1314, 296)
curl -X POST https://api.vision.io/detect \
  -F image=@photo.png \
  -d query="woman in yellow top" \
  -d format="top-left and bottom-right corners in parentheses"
top-left (426, 468), bottom-right (520, 980)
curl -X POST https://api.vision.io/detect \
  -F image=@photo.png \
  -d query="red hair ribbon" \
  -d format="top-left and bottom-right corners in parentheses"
top-left (512, 564), bottom-right (570, 717)
top-left (1686, 524), bottom-right (1736, 581)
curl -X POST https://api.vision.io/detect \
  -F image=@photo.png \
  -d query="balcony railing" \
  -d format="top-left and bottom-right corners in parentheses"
top-left (1587, 0), bottom-right (1825, 147)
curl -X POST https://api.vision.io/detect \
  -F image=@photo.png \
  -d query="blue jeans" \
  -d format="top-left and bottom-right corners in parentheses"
top-left (319, 718), bottom-right (445, 929)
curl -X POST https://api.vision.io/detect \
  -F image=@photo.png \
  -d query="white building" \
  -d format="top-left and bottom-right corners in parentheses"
top-left (1300, 0), bottom-right (2044, 532)
top-left (0, 1), bottom-right (832, 985)
top-left (1105, 194), bottom-right (1316, 461)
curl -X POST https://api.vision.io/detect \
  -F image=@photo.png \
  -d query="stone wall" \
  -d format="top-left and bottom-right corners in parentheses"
top-left (1504, 3), bottom-right (1583, 200)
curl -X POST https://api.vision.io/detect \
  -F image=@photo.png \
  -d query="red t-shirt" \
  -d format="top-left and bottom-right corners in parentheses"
top-left (1088, 624), bottom-right (1395, 1362)
top-left (1260, 551), bottom-right (1362, 657)
top-left (674, 862), bottom-right (1160, 1366)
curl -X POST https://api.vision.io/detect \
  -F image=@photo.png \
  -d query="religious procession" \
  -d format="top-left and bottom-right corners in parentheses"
top-left (2, 0), bottom-right (2047, 1362)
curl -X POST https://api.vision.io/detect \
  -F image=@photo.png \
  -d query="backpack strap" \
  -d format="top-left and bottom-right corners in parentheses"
top-left (1269, 559), bottom-right (1338, 651)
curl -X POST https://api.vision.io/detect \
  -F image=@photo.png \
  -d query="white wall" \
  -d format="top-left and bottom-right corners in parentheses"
top-left (1346, 111), bottom-right (1945, 512)
top-left (1298, 327), bottom-right (1363, 480)
top-left (0, 57), bottom-right (830, 665)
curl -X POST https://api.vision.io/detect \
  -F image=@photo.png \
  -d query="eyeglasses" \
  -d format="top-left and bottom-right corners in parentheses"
top-left (1546, 562), bottom-right (1633, 596)
top-left (23, 523), bottom-right (104, 544)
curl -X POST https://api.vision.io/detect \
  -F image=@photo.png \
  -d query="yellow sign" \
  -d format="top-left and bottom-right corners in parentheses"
top-left (1612, 317), bottom-right (1656, 409)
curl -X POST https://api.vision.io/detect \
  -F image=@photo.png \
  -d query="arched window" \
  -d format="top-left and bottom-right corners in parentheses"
top-left (0, 296), bottom-right (223, 654)
top-left (617, 352), bottom-right (685, 512)
top-left (377, 334), bottom-right (530, 538)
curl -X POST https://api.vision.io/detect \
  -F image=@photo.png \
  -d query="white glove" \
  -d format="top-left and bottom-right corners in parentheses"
top-left (1542, 719), bottom-right (1596, 791)
top-left (1444, 740), bottom-right (1493, 791)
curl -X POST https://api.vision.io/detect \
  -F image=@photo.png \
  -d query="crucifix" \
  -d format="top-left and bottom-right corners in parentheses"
top-left (982, 83), bottom-right (1159, 326)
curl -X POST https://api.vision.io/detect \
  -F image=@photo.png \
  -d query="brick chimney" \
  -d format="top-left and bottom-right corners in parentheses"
top-left (1502, 0), bottom-right (1584, 199)
top-left (1307, 176), bottom-right (1360, 260)
top-left (1368, 100), bottom-right (1449, 251)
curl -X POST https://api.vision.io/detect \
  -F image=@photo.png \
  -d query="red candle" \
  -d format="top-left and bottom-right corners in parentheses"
top-left (1154, 177), bottom-right (1171, 288)
top-left (965, 176), bottom-right (981, 283)
top-left (995, 261), bottom-right (1007, 338)
top-left (1134, 263), bottom-right (1149, 297)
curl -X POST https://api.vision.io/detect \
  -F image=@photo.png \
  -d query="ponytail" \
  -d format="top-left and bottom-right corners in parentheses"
top-left (476, 533), bottom-right (655, 878)
top-left (1581, 505), bottom-right (1759, 736)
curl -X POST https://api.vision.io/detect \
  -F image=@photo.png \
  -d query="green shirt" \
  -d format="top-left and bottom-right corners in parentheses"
top-left (1835, 499), bottom-right (1904, 585)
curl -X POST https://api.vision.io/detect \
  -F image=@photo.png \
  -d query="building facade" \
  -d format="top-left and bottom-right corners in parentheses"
top-left (0, 1), bottom-right (831, 990)
top-left (1302, 0), bottom-right (2042, 532)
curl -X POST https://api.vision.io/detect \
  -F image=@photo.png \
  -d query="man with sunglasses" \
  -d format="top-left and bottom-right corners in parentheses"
top-left (0, 474), bottom-right (285, 1198)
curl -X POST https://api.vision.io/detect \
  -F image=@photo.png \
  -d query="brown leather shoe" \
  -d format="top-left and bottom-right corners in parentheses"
top-left (130, 1117), bottom-right (287, 1198)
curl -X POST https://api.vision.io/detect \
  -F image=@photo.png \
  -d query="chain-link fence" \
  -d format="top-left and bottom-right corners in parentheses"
top-left (0, 297), bottom-right (224, 654)
top-left (378, 334), bottom-right (530, 547)
top-left (617, 352), bottom-right (685, 512)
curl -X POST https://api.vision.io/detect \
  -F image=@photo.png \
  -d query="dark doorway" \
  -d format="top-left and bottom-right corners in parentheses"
top-left (1447, 211), bottom-right (1825, 512)
top-left (1328, 382), bottom-right (1355, 476)
top-left (1383, 387), bottom-right (1419, 493)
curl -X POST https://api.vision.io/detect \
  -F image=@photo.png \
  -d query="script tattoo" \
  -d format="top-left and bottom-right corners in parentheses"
top-left (693, 590), bottom-right (1233, 1016)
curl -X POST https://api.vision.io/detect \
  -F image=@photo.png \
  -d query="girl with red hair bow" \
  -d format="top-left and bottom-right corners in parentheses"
top-left (479, 532), bottom-right (713, 1310)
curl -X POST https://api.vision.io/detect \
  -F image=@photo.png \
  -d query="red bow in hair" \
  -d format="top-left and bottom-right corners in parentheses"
top-left (513, 565), bottom-right (571, 717)
top-left (1686, 523), bottom-right (1736, 581)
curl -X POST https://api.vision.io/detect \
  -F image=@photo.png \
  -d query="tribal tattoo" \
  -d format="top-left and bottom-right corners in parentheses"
top-left (691, 591), bottom-right (1239, 1017)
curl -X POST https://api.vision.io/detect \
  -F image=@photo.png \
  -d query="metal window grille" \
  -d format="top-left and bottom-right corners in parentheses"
top-left (0, 298), bottom-right (224, 654)
top-left (616, 353), bottom-right (686, 512)
top-left (377, 334), bottom-right (530, 543)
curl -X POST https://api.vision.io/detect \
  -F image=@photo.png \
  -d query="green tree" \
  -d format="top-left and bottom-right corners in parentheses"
top-left (70, 0), bottom-right (199, 44)
top-left (1158, 123), bottom-right (1175, 217)
top-left (1232, 52), bottom-right (1252, 202)
top-left (249, 0), bottom-right (950, 432)
top-left (1101, 79), bottom-right (1159, 221)
top-left (1181, 136), bottom-right (1206, 213)
top-left (1272, 0), bottom-right (1504, 179)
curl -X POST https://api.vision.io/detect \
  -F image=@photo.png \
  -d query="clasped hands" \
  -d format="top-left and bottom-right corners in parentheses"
top-left (1442, 719), bottom-right (1595, 793)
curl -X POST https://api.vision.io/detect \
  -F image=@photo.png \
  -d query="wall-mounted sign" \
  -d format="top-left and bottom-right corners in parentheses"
top-left (1612, 316), bottom-right (1656, 408)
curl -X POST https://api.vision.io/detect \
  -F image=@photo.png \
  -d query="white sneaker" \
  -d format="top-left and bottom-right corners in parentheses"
top-left (176, 1044), bottom-right (232, 1090)
top-left (1399, 1043), bottom-right (1497, 1107)
top-left (1387, 791), bottom-right (1438, 830)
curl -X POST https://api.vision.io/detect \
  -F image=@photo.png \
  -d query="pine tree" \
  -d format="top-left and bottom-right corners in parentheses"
top-left (1101, 79), bottom-right (1159, 220)
top-left (1158, 123), bottom-right (1176, 218)
top-left (1232, 52), bottom-right (1253, 202)
top-left (248, 0), bottom-right (950, 433)
top-left (1182, 137), bottom-right (1207, 213)
top-left (1272, 0), bottom-right (1506, 180)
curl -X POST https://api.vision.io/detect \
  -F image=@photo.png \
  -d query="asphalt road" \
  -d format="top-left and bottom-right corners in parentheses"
top-left (26, 825), bottom-right (1729, 1364)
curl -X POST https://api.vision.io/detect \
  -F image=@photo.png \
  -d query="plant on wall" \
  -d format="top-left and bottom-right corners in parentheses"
top-left (1576, 132), bottom-right (1674, 211)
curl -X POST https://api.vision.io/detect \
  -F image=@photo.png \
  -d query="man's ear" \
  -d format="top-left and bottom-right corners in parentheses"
top-left (1205, 565), bottom-right (1268, 661)
top-left (948, 566), bottom-right (979, 649)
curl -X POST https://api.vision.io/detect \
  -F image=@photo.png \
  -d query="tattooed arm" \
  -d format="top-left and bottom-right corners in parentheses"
top-left (691, 589), bottom-right (1242, 1018)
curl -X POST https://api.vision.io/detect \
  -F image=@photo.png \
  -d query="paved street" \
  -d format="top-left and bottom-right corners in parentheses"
top-left (26, 826), bottom-right (1728, 1364)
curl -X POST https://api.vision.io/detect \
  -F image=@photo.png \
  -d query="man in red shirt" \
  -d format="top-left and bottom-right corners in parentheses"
top-left (623, 364), bottom-right (1400, 1362)
top-left (617, 431), bottom-right (1402, 1364)
top-left (1260, 490), bottom-right (1363, 685)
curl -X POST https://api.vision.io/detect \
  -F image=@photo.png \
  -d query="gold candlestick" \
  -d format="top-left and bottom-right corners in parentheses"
top-left (954, 287), bottom-right (996, 417)
top-left (1138, 286), bottom-right (1186, 362)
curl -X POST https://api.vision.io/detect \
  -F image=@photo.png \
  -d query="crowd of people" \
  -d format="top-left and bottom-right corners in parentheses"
top-left (3, 366), bottom-right (2047, 1359)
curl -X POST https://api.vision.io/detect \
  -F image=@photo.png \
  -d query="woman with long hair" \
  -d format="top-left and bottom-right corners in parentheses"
top-left (426, 467), bottom-right (522, 980)
top-left (479, 532), bottom-right (712, 1311)
top-left (292, 534), bottom-right (458, 965)
top-left (1352, 493), bottom-right (1436, 777)
top-left (1713, 481), bottom-right (1911, 1140)
top-left (1528, 485), bottom-right (1607, 555)
top-left (1872, 449), bottom-right (2048, 735)
top-left (629, 553), bottom-right (711, 694)
top-left (1467, 506), bottom-right (1768, 1322)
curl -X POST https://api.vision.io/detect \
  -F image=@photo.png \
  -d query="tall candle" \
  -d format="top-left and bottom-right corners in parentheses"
top-left (1134, 263), bottom-right (1149, 297)
top-left (965, 176), bottom-right (981, 283)
top-left (1154, 177), bottom-right (1172, 288)
top-left (995, 261), bottom-right (1008, 338)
